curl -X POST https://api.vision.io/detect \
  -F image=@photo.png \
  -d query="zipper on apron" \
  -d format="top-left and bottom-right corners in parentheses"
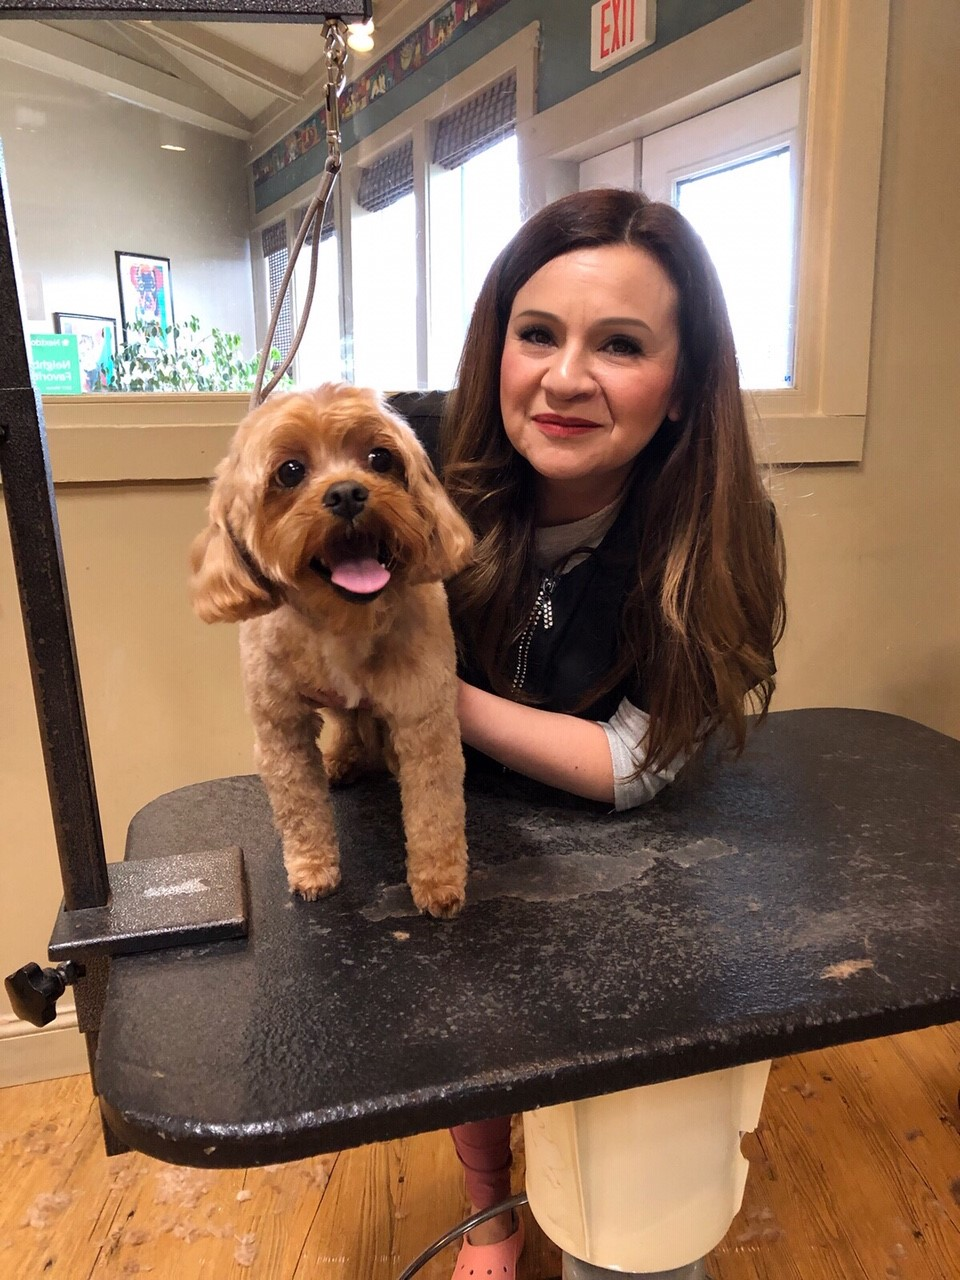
top-left (512, 573), bottom-right (557, 693)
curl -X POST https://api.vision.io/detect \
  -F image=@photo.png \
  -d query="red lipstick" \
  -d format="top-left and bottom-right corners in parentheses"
top-left (531, 413), bottom-right (601, 437)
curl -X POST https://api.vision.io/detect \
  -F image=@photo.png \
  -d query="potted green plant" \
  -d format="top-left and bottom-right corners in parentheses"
top-left (109, 316), bottom-right (291, 393)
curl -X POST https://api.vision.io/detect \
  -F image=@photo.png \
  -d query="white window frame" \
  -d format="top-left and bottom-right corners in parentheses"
top-left (640, 77), bottom-right (801, 394)
top-left (40, 1), bottom-right (888, 480)
top-left (521, 0), bottom-right (889, 467)
top-left (639, 77), bottom-right (800, 207)
top-left (768, 0), bottom-right (888, 463)
top-left (579, 141), bottom-right (639, 193)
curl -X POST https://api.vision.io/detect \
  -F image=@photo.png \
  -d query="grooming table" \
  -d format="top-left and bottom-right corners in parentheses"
top-left (93, 707), bottom-right (960, 1167)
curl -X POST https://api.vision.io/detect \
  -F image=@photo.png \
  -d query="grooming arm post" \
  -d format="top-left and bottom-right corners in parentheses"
top-left (0, 145), bottom-right (121, 1142)
top-left (0, 148), bottom-right (109, 913)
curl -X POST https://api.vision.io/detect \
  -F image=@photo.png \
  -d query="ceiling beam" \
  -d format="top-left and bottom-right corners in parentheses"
top-left (96, 18), bottom-right (212, 90)
top-left (0, 19), bottom-right (252, 137)
top-left (142, 20), bottom-right (303, 104)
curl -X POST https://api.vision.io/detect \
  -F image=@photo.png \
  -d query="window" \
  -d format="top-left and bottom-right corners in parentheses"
top-left (640, 78), bottom-right (801, 391)
top-left (675, 147), bottom-right (795, 389)
top-left (291, 201), bottom-right (343, 386)
top-left (429, 75), bottom-right (521, 388)
top-left (350, 140), bottom-right (417, 390)
top-left (429, 142), bottom-right (520, 387)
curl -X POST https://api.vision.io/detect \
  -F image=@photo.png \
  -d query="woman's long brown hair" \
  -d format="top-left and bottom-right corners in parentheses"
top-left (440, 188), bottom-right (786, 771)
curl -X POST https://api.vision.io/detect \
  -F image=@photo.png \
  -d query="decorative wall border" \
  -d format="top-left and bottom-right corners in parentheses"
top-left (252, 0), bottom-right (511, 191)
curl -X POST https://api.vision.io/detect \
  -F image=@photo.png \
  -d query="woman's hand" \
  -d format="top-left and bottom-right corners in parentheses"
top-left (456, 679), bottom-right (615, 804)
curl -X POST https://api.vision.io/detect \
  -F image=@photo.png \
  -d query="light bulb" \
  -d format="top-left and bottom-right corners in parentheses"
top-left (346, 19), bottom-right (375, 53)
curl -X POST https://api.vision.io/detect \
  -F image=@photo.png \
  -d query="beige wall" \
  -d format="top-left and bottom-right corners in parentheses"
top-left (1, 2), bottom-right (958, 1084)
top-left (772, 1), bottom-right (960, 732)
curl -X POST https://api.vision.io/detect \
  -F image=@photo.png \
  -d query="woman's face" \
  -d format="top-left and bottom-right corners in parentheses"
top-left (499, 243), bottom-right (681, 524)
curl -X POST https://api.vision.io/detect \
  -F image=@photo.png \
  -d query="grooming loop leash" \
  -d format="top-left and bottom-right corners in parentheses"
top-left (251, 18), bottom-right (349, 409)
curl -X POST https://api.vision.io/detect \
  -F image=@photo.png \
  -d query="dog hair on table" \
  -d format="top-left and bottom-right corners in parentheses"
top-left (190, 384), bottom-right (474, 919)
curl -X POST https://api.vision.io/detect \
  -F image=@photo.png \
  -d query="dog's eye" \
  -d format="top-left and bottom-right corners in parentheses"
top-left (275, 459), bottom-right (307, 489)
top-left (367, 447), bottom-right (393, 474)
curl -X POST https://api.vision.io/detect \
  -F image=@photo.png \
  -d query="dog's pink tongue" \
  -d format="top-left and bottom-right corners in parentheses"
top-left (330, 557), bottom-right (391, 594)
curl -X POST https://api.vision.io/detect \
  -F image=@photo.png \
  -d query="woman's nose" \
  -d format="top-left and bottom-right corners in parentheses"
top-left (541, 344), bottom-right (594, 397)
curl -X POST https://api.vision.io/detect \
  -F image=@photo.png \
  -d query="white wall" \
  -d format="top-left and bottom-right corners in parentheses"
top-left (0, 61), bottom-right (254, 349)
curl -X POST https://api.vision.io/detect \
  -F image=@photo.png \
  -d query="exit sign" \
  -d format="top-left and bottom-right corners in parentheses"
top-left (590, 0), bottom-right (655, 73)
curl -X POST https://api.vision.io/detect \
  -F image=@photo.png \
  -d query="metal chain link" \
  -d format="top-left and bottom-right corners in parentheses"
top-left (323, 19), bottom-right (348, 174)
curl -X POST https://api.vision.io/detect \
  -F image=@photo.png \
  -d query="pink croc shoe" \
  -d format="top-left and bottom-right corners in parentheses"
top-left (452, 1213), bottom-right (525, 1278)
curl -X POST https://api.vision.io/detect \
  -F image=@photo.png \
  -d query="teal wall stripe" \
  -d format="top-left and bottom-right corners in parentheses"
top-left (254, 0), bottom-right (748, 214)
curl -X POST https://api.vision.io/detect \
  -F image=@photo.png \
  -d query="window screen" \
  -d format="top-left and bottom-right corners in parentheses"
top-left (261, 220), bottom-right (294, 360)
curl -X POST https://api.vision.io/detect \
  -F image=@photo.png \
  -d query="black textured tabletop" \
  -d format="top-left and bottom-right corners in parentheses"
top-left (94, 708), bottom-right (960, 1167)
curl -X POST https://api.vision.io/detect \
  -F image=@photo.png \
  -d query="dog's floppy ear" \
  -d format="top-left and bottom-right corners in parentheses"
top-left (402, 440), bottom-right (475, 584)
top-left (189, 518), bottom-right (277, 623)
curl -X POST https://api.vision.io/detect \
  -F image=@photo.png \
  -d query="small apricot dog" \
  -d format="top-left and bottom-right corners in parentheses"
top-left (190, 384), bottom-right (474, 919)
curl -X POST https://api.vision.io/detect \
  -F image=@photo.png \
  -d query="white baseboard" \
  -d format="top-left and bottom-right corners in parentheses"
top-left (0, 1006), bottom-right (89, 1087)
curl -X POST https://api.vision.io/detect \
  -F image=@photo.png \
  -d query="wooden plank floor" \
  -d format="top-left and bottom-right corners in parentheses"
top-left (1, 1024), bottom-right (958, 1279)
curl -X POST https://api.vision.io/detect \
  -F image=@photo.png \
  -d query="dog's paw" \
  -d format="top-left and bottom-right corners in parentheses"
top-left (411, 881), bottom-right (466, 920)
top-left (287, 863), bottom-right (342, 901)
top-left (322, 751), bottom-right (370, 788)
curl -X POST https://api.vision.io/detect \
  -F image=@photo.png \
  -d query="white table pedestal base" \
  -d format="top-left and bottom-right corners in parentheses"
top-left (524, 1059), bottom-right (771, 1275)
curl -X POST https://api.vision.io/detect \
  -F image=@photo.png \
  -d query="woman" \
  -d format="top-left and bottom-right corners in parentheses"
top-left (439, 187), bottom-right (786, 1277)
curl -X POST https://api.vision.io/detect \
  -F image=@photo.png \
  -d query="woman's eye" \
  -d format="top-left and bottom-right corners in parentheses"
top-left (275, 459), bottom-right (307, 488)
top-left (604, 335), bottom-right (643, 357)
top-left (367, 446), bottom-right (393, 473)
top-left (518, 325), bottom-right (554, 347)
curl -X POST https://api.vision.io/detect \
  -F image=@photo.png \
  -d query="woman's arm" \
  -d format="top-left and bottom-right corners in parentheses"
top-left (456, 679), bottom-right (616, 804)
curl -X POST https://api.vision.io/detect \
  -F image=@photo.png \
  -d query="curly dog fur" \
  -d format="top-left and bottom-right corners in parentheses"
top-left (190, 384), bottom-right (474, 919)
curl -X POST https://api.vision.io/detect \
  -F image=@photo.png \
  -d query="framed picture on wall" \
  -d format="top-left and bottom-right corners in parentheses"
top-left (53, 312), bottom-right (118, 392)
top-left (115, 251), bottom-right (175, 352)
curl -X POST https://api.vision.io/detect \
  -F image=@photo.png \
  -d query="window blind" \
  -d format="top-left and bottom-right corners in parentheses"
top-left (357, 139), bottom-right (414, 213)
top-left (433, 73), bottom-right (517, 171)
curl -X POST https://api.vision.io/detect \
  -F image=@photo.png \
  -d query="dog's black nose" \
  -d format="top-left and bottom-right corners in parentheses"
top-left (323, 481), bottom-right (368, 521)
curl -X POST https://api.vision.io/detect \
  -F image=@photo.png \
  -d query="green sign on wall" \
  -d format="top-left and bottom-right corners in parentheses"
top-left (30, 333), bottom-right (81, 395)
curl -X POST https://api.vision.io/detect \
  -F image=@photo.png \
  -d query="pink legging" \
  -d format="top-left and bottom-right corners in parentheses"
top-left (449, 1116), bottom-right (513, 1209)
